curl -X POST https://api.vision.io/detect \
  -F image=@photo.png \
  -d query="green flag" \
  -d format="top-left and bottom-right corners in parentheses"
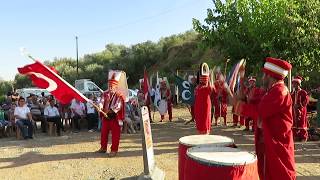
top-left (174, 75), bottom-right (194, 105)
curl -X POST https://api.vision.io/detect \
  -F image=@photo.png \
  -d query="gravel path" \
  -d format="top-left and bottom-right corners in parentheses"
top-left (0, 107), bottom-right (319, 180)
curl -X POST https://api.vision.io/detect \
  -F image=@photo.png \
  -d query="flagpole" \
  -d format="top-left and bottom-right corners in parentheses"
top-left (176, 69), bottom-right (179, 104)
top-left (76, 36), bottom-right (79, 79)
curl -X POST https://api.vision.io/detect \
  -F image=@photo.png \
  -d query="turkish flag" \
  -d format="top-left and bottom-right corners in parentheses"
top-left (18, 60), bottom-right (87, 104)
top-left (143, 69), bottom-right (150, 106)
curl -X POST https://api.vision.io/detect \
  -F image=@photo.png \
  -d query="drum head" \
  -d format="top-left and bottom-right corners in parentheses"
top-left (179, 135), bottom-right (234, 147)
top-left (158, 99), bottom-right (167, 115)
top-left (187, 146), bottom-right (257, 166)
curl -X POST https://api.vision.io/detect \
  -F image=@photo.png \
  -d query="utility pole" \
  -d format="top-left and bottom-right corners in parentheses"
top-left (75, 36), bottom-right (79, 79)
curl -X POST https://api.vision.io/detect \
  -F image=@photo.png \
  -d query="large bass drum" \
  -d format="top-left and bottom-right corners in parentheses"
top-left (178, 135), bottom-right (235, 180)
top-left (185, 146), bottom-right (258, 180)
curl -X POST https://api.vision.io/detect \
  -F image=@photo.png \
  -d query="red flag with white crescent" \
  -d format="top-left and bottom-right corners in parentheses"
top-left (18, 60), bottom-right (87, 104)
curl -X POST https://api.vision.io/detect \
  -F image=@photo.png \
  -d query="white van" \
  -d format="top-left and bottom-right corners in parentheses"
top-left (75, 79), bottom-right (103, 97)
top-left (16, 88), bottom-right (51, 100)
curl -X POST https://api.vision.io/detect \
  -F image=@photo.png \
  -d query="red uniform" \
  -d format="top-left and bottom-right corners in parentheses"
top-left (244, 86), bottom-right (265, 130)
top-left (213, 80), bottom-right (228, 125)
top-left (240, 57), bottom-right (296, 180)
top-left (100, 90), bottom-right (125, 153)
top-left (240, 87), bottom-right (265, 178)
top-left (291, 88), bottom-right (309, 141)
top-left (241, 82), bottom-right (295, 180)
top-left (232, 100), bottom-right (245, 126)
top-left (160, 88), bottom-right (172, 121)
top-left (232, 79), bottom-right (246, 127)
top-left (232, 114), bottom-right (244, 126)
top-left (258, 82), bottom-right (295, 179)
top-left (194, 85), bottom-right (213, 134)
top-left (138, 90), bottom-right (153, 122)
top-left (190, 105), bottom-right (195, 121)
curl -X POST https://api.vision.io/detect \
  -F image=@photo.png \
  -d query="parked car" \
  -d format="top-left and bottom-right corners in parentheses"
top-left (128, 89), bottom-right (137, 100)
top-left (75, 79), bottom-right (103, 98)
top-left (16, 88), bottom-right (51, 100)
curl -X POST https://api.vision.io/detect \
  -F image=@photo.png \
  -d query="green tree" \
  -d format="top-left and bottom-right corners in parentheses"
top-left (0, 81), bottom-right (13, 96)
top-left (13, 31), bottom-right (224, 88)
top-left (193, 0), bottom-right (320, 79)
top-left (13, 74), bottom-right (32, 89)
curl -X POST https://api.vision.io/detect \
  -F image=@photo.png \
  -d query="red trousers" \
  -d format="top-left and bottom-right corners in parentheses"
top-left (147, 105), bottom-right (153, 121)
top-left (190, 105), bottom-right (195, 120)
top-left (255, 128), bottom-right (265, 180)
top-left (215, 115), bottom-right (226, 125)
top-left (293, 128), bottom-right (308, 141)
top-left (233, 114), bottom-right (245, 126)
top-left (100, 119), bottom-right (121, 152)
top-left (161, 102), bottom-right (172, 121)
top-left (245, 118), bottom-right (256, 130)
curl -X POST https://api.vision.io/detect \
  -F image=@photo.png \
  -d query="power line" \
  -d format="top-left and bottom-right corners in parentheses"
top-left (80, 0), bottom-right (198, 38)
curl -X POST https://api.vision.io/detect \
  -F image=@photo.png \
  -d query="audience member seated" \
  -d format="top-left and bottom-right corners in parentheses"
top-left (123, 102), bottom-right (137, 134)
top-left (14, 97), bottom-right (34, 139)
top-left (8, 103), bottom-right (16, 126)
top-left (30, 94), bottom-right (46, 132)
top-left (86, 94), bottom-right (98, 132)
top-left (70, 99), bottom-right (86, 133)
top-left (44, 98), bottom-right (63, 136)
top-left (0, 108), bottom-right (12, 137)
top-left (129, 98), bottom-right (141, 131)
top-left (60, 103), bottom-right (71, 129)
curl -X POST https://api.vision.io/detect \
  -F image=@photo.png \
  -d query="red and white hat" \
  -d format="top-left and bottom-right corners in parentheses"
top-left (292, 76), bottom-right (303, 84)
top-left (199, 63), bottom-right (210, 84)
top-left (139, 79), bottom-right (144, 88)
top-left (262, 57), bottom-right (292, 80)
top-left (248, 76), bottom-right (256, 82)
top-left (160, 80), bottom-right (167, 88)
top-left (108, 70), bottom-right (122, 87)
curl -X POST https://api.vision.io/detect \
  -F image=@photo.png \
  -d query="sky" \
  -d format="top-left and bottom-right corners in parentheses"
top-left (0, 0), bottom-right (213, 81)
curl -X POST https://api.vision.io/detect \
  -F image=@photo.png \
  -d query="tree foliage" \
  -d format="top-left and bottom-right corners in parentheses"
top-left (13, 74), bottom-right (32, 89)
top-left (0, 81), bottom-right (13, 96)
top-left (193, 0), bottom-right (320, 82)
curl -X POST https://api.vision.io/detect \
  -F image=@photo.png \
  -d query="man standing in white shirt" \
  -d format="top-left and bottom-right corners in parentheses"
top-left (44, 99), bottom-right (63, 136)
top-left (14, 97), bottom-right (34, 139)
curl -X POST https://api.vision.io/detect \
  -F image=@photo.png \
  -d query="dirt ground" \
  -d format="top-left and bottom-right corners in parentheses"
top-left (0, 107), bottom-right (319, 180)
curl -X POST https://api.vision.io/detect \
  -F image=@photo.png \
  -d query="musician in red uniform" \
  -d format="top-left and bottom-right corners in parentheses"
top-left (212, 74), bottom-right (228, 126)
top-left (291, 76), bottom-right (309, 142)
top-left (232, 112), bottom-right (245, 127)
top-left (160, 80), bottom-right (172, 122)
top-left (194, 63), bottom-right (216, 134)
top-left (237, 57), bottom-right (296, 180)
top-left (96, 71), bottom-right (125, 157)
top-left (243, 76), bottom-right (265, 131)
top-left (232, 78), bottom-right (246, 127)
top-left (138, 81), bottom-right (153, 123)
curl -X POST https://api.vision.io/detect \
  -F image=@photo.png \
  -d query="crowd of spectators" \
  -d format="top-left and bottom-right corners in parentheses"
top-left (0, 90), bottom-right (141, 139)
